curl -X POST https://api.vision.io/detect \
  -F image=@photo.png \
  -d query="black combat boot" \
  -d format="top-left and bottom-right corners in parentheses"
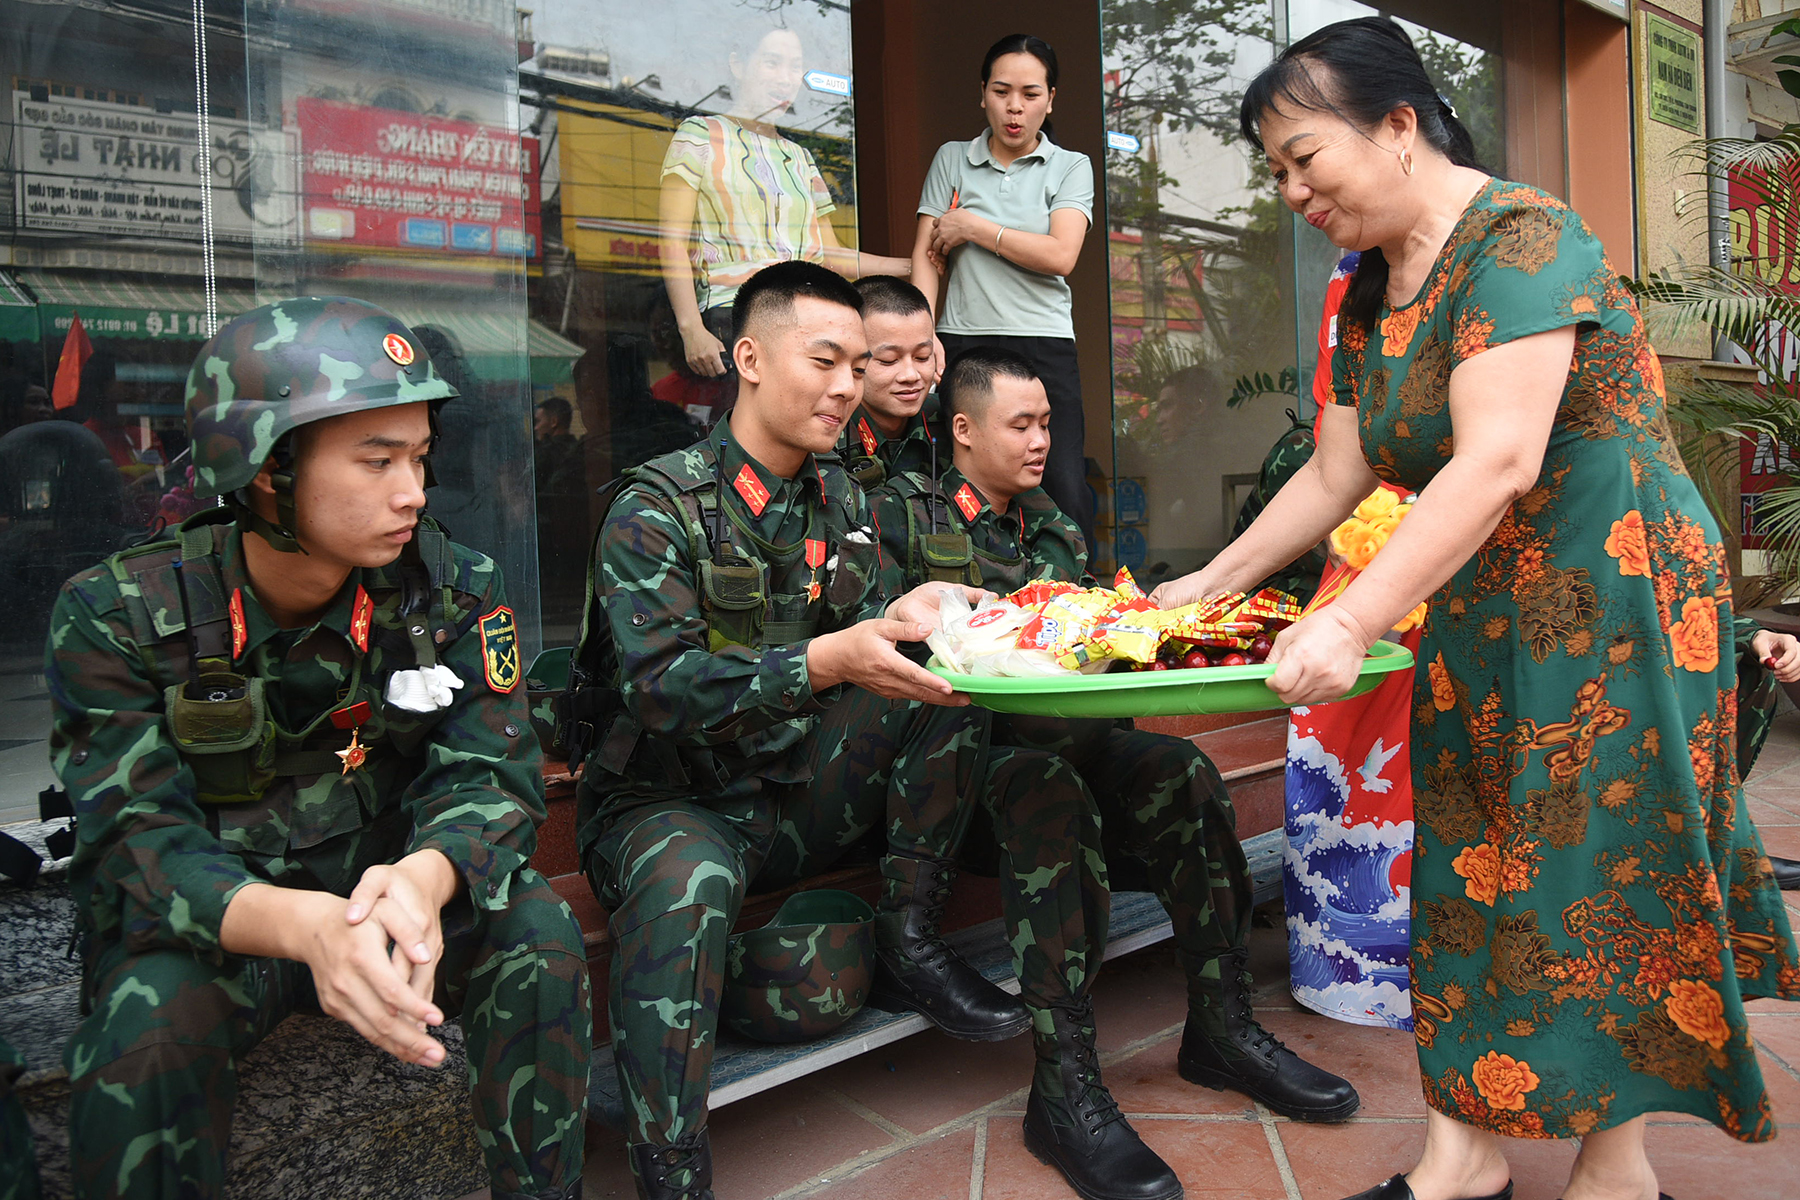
top-left (1023, 997), bottom-right (1183, 1200)
top-left (493, 1182), bottom-right (583, 1200)
top-left (627, 1130), bottom-right (713, 1200)
top-left (1177, 948), bottom-right (1359, 1122)
top-left (868, 856), bottom-right (1032, 1041)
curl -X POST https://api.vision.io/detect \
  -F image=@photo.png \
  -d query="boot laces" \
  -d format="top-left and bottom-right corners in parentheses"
top-left (1226, 973), bottom-right (1285, 1058)
top-left (913, 880), bottom-right (956, 971)
top-left (653, 1139), bottom-right (707, 1196)
top-left (1062, 998), bottom-right (1126, 1135)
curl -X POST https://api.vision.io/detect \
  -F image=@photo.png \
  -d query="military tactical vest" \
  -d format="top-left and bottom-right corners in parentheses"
top-left (108, 508), bottom-right (455, 807)
top-left (889, 475), bottom-right (1083, 594)
top-left (560, 442), bottom-right (863, 784)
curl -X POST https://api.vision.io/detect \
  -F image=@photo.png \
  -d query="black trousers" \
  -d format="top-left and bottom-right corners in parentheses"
top-left (939, 332), bottom-right (1095, 552)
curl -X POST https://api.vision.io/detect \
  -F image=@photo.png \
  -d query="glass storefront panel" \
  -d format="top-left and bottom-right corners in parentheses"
top-left (243, 0), bottom-right (543, 656)
top-left (522, 0), bottom-right (858, 644)
top-left (1098, 0), bottom-right (1505, 594)
top-left (1, 0), bottom-right (253, 818)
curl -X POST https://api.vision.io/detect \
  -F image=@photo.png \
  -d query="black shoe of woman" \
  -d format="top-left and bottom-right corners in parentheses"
top-left (1338, 1176), bottom-right (1512, 1200)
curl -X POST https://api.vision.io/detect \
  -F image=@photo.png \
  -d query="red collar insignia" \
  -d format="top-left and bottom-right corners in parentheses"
top-left (953, 483), bottom-right (982, 522)
top-left (228, 588), bottom-right (247, 659)
top-left (858, 416), bottom-right (879, 457)
top-left (350, 586), bottom-right (374, 653)
top-left (733, 463), bottom-right (771, 517)
top-left (805, 538), bottom-right (827, 569)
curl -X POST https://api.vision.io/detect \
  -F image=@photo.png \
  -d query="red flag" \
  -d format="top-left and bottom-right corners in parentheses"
top-left (52, 312), bottom-right (92, 411)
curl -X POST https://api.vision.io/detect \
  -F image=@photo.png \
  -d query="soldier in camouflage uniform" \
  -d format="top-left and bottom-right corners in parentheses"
top-left (835, 275), bottom-right (944, 492)
top-left (876, 340), bottom-right (1362, 1170)
top-left (572, 264), bottom-right (1135, 1200)
top-left (46, 298), bottom-right (590, 1200)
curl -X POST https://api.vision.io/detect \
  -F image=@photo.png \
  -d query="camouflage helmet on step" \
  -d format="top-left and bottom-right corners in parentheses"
top-left (721, 889), bottom-right (875, 1044)
top-left (185, 296), bottom-right (456, 549)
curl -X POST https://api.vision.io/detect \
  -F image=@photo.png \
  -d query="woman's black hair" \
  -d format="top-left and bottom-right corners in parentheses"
top-left (1239, 17), bottom-right (1486, 334)
top-left (981, 33), bottom-right (1059, 142)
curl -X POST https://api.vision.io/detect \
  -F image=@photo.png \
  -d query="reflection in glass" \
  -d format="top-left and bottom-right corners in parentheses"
top-left (523, 0), bottom-right (862, 641)
top-left (1101, 4), bottom-right (1293, 589)
top-left (244, 0), bottom-right (542, 656)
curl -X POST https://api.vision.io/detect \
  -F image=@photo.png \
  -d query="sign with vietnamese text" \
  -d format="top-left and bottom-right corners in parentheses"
top-left (1645, 15), bottom-right (1699, 134)
top-left (297, 97), bottom-right (538, 258)
top-left (12, 93), bottom-right (289, 243)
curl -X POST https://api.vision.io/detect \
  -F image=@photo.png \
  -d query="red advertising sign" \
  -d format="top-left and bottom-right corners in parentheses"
top-left (1729, 163), bottom-right (1800, 549)
top-left (297, 97), bottom-right (539, 258)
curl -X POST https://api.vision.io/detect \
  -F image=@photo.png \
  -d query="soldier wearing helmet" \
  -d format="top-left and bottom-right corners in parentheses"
top-left (45, 297), bottom-right (591, 1200)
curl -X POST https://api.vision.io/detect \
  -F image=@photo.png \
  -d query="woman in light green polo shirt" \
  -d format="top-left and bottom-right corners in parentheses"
top-left (911, 33), bottom-right (1097, 548)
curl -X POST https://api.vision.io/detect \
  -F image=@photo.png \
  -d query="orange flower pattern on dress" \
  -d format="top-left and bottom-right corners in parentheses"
top-left (1665, 980), bottom-right (1730, 1050)
top-left (1430, 652), bottom-right (1457, 712)
top-left (1670, 596), bottom-right (1720, 673)
top-left (1453, 842), bottom-right (1502, 905)
top-left (1470, 1051), bottom-right (1541, 1111)
top-left (1381, 305), bottom-right (1424, 357)
top-left (1606, 510), bottom-right (1650, 576)
top-left (1337, 178), bottom-right (1798, 1145)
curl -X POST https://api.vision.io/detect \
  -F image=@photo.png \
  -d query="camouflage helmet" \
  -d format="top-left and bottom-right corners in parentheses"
top-left (721, 889), bottom-right (875, 1044)
top-left (185, 296), bottom-right (457, 501)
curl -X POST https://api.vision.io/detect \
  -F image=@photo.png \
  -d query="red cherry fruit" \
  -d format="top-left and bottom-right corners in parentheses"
top-left (1150, 659), bottom-right (1171, 670)
top-left (1250, 636), bottom-right (1274, 659)
top-left (1218, 652), bottom-right (1249, 667)
top-left (1181, 650), bottom-right (1212, 670)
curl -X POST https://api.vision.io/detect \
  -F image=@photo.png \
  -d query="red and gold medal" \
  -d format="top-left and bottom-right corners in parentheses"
top-left (805, 538), bottom-right (827, 602)
top-left (331, 700), bottom-right (372, 774)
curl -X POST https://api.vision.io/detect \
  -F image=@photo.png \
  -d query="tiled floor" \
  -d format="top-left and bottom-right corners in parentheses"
top-left (512, 720), bottom-right (1800, 1200)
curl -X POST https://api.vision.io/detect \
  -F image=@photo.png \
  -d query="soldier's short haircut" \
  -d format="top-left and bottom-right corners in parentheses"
top-left (854, 275), bottom-right (931, 320)
top-left (732, 261), bottom-right (864, 345)
top-left (537, 396), bottom-right (572, 426)
top-left (943, 346), bottom-right (1039, 423)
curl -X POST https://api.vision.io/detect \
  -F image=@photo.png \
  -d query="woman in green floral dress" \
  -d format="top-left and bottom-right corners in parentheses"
top-left (1153, 18), bottom-right (1799, 1200)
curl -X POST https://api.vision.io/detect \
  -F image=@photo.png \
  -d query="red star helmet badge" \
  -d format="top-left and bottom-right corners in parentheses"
top-left (382, 333), bottom-right (415, 366)
top-left (858, 417), bottom-right (879, 457)
top-left (733, 463), bottom-right (771, 517)
top-left (953, 484), bottom-right (982, 522)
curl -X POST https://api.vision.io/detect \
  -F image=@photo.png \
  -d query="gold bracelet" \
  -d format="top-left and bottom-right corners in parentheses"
top-left (994, 226), bottom-right (1007, 253)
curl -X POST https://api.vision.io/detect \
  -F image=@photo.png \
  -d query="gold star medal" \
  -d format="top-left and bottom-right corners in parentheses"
top-left (336, 728), bottom-right (368, 775)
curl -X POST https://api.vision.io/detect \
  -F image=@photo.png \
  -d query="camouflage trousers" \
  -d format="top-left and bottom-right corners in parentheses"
top-left (994, 717), bottom-right (1253, 1032)
top-left (1, 1035), bottom-right (40, 1200)
top-left (63, 868), bottom-right (590, 1200)
top-left (585, 688), bottom-right (1107, 1147)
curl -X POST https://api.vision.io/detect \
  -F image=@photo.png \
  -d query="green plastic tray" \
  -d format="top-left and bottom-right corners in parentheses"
top-left (929, 639), bottom-right (1416, 718)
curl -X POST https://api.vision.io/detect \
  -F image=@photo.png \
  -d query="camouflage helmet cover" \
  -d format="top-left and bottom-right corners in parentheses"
top-left (185, 296), bottom-right (457, 499)
top-left (721, 889), bottom-right (875, 1044)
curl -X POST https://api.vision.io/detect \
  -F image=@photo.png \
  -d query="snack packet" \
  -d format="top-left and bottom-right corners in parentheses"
top-left (1015, 588), bottom-right (1117, 656)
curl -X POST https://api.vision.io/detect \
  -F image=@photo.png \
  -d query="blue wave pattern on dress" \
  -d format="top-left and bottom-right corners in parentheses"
top-left (1283, 724), bottom-right (1414, 1029)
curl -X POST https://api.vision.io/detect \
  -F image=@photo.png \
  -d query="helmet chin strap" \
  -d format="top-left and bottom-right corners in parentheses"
top-left (233, 439), bottom-right (308, 554)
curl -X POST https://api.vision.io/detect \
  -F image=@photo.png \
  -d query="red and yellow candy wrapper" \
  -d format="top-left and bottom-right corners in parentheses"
top-left (1016, 588), bottom-right (1117, 656)
top-left (1005, 579), bottom-right (1083, 608)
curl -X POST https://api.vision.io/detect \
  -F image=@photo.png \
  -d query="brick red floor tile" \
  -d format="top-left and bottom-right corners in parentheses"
top-left (812, 1026), bottom-right (1034, 1136)
top-left (1251, 1007), bottom-right (1428, 1119)
top-left (1138, 1118), bottom-right (1288, 1198)
top-left (706, 1079), bottom-right (894, 1198)
top-left (1102, 1035), bottom-right (1261, 1118)
top-left (802, 1126), bottom-right (976, 1200)
top-left (1646, 1119), bottom-right (1800, 1200)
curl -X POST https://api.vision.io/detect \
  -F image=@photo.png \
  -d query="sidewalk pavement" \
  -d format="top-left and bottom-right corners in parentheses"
top-left (547, 713), bottom-right (1800, 1200)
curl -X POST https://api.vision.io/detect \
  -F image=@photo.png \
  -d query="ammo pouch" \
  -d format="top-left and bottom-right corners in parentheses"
top-left (921, 532), bottom-right (979, 587)
top-left (701, 556), bottom-right (767, 651)
top-left (164, 670), bottom-right (277, 805)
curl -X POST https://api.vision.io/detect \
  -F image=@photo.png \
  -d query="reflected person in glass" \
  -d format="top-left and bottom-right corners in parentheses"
top-left (1151, 18), bottom-right (1798, 1200)
top-left (658, 25), bottom-right (908, 381)
top-left (911, 33), bottom-right (1097, 551)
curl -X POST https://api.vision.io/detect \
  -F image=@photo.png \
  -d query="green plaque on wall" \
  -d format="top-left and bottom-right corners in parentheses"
top-left (1646, 14), bottom-right (1700, 134)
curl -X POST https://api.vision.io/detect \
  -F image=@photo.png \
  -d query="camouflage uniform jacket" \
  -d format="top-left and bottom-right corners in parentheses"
top-left (578, 420), bottom-right (885, 849)
top-left (836, 396), bottom-right (943, 491)
top-left (873, 463), bottom-right (1087, 596)
top-left (1230, 410), bottom-right (1323, 603)
top-left (46, 517), bottom-right (545, 963)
